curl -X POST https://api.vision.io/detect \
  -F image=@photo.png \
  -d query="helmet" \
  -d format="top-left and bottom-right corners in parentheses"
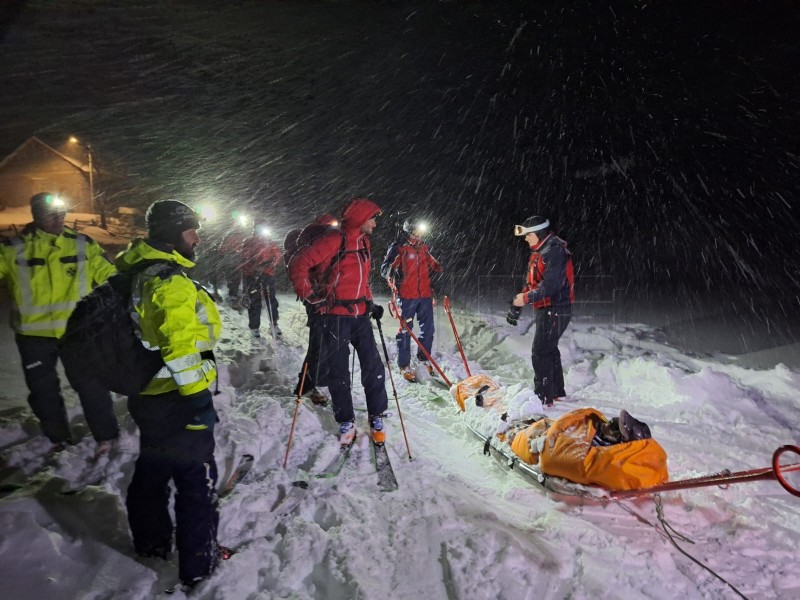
top-left (146, 200), bottom-right (202, 243)
top-left (30, 192), bottom-right (67, 221)
top-left (618, 410), bottom-right (652, 442)
top-left (514, 215), bottom-right (550, 237)
top-left (403, 218), bottom-right (428, 236)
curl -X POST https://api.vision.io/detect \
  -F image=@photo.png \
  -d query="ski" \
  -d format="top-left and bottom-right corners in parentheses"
top-left (316, 439), bottom-right (356, 479)
top-left (372, 441), bottom-right (398, 492)
top-left (272, 477), bottom-right (310, 518)
top-left (219, 454), bottom-right (254, 498)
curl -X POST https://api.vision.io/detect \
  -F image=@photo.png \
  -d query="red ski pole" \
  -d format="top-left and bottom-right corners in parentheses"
top-left (611, 445), bottom-right (800, 499)
top-left (389, 300), bottom-right (451, 387)
top-left (442, 296), bottom-right (471, 377)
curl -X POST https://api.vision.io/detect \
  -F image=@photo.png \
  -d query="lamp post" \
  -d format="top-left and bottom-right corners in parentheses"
top-left (69, 136), bottom-right (106, 229)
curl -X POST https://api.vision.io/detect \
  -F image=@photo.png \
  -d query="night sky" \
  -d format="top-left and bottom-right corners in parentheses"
top-left (1, 0), bottom-right (798, 318)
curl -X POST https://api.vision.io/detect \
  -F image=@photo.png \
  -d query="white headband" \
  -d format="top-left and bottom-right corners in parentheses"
top-left (514, 219), bottom-right (550, 236)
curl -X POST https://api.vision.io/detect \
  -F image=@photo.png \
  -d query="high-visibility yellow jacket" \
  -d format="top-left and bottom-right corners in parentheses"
top-left (115, 238), bottom-right (221, 396)
top-left (0, 224), bottom-right (116, 338)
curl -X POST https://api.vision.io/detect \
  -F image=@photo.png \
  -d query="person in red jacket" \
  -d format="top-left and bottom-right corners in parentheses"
top-left (380, 217), bottom-right (442, 382)
top-left (289, 198), bottom-right (388, 446)
top-left (240, 218), bottom-right (283, 337)
top-left (217, 226), bottom-right (248, 305)
top-left (510, 215), bottom-right (574, 407)
top-left (283, 213), bottom-right (338, 406)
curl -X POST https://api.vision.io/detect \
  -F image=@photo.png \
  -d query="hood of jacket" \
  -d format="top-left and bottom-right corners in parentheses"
top-left (114, 238), bottom-right (196, 272)
top-left (340, 198), bottom-right (381, 230)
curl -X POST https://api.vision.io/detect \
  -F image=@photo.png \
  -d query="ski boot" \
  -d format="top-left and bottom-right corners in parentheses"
top-left (401, 366), bottom-right (416, 383)
top-left (338, 420), bottom-right (356, 447)
top-left (369, 415), bottom-right (386, 446)
top-left (308, 388), bottom-right (328, 406)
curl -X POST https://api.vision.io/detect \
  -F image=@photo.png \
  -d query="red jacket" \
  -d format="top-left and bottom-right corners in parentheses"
top-left (219, 230), bottom-right (246, 255)
top-left (289, 199), bottom-right (380, 317)
top-left (523, 233), bottom-right (575, 309)
top-left (380, 234), bottom-right (441, 299)
top-left (240, 236), bottom-right (282, 277)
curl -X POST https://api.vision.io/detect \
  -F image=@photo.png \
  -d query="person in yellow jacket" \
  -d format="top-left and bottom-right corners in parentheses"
top-left (116, 199), bottom-right (222, 590)
top-left (0, 192), bottom-right (118, 451)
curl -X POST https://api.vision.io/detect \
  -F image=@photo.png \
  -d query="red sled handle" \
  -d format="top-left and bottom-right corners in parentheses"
top-left (443, 296), bottom-right (471, 377)
top-left (389, 299), bottom-right (452, 387)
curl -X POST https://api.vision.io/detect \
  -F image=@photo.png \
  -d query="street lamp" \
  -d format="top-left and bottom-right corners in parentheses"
top-left (68, 136), bottom-right (106, 229)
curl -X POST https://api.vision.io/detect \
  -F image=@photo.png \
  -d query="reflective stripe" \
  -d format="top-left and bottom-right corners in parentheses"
top-left (165, 353), bottom-right (202, 373)
top-left (173, 368), bottom-right (204, 386)
top-left (152, 366), bottom-right (171, 379)
top-left (169, 359), bottom-right (216, 386)
top-left (21, 301), bottom-right (77, 315)
top-left (195, 302), bottom-right (217, 344)
top-left (200, 359), bottom-right (214, 376)
top-left (196, 303), bottom-right (208, 324)
top-left (17, 319), bottom-right (70, 332)
top-left (11, 238), bottom-right (34, 313)
top-left (140, 339), bottom-right (160, 350)
top-left (75, 235), bottom-right (89, 297)
top-left (11, 233), bottom-right (88, 318)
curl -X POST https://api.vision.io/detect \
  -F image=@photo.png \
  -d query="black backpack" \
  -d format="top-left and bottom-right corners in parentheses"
top-left (59, 261), bottom-right (179, 397)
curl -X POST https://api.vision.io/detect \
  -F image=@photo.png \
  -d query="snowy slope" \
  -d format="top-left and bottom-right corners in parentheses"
top-left (0, 294), bottom-right (798, 600)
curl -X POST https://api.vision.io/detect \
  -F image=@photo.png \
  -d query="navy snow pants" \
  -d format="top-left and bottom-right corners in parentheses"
top-left (395, 297), bottom-right (435, 368)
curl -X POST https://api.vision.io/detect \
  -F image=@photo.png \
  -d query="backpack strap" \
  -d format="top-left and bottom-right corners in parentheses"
top-left (318, 230), bottom-right (348, 284)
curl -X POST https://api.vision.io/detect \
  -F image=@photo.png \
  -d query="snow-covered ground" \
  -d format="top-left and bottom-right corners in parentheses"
top-left (0, 289), bottom-right (798, 600)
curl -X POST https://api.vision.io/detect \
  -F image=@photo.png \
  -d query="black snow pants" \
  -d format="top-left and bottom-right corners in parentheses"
top-left (16, 333), bottom-right (118, 444)
top-left (245, 274), bottom-right (279, 330)
top-left (126, 389), bottom-right (219, 585)
top-left (322, 314), bottom-right (389, 423)
top-left (531, 305), bottom-right (572, 404)
top-left (294, 306), bottom-right (329, 395)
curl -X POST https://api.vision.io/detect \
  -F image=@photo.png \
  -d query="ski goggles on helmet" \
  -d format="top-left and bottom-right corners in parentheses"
top-left (514, 219), bottom-right (549, 236)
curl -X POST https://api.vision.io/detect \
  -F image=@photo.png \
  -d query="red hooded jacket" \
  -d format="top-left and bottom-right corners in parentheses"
top-left (289, 199), bottom-right (380, 317)
top-left (240, 235), bottom-right (283, 277)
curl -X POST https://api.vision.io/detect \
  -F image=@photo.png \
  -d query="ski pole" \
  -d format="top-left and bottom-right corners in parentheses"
top-left (443, 296), bottom-right (471, 377)
top-left (283, 363), bottom-right (309, 469)
top-left (374, 315), bottom-right (413, 461)
top-left (611, 445), bottom-right (800, 499)
top-left (389, 300), bottom-right (452, 387)
top-left (351, 350), bottom-right (356, 387)
top-left (265, 284), bottom-right (277, 341)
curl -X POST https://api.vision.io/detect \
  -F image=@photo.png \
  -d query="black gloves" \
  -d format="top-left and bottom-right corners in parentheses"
top-left (370, 303), bottom-right (385, 321)
top-left (506, 304), bottom-right (522, 326)
top-left (304, 296), bottom-right (326, 312)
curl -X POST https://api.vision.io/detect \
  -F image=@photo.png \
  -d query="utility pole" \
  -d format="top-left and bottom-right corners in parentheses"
top-left (69, 136), bottom-right (106, 229)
